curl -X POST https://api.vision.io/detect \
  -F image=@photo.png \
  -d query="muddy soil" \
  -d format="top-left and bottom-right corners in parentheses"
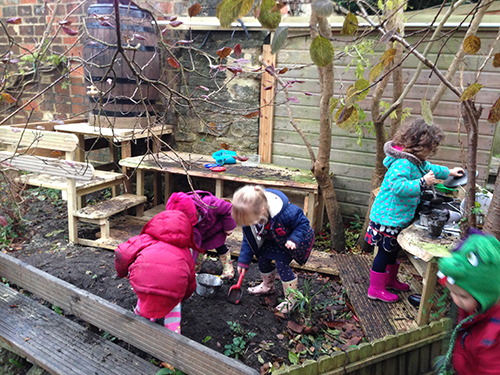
top-left (4, 190), bottom-right (364, 373)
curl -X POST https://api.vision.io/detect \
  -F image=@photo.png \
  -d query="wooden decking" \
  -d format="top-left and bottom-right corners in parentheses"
top-left (334, 253), bottom-right (448, 341)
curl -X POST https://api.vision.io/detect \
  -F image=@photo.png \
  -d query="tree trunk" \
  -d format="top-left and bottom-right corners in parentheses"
top-left (461, 100), bottom-right (482, 231)
top-left (484, 165), bottom-right (500, 240)
top-left (311, 15), bottom-right (345, 252)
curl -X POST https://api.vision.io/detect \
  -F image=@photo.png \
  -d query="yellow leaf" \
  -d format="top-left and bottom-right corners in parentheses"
top-left (421, 98), bottom-right (433, 125)
top-left (216, 0), bottom-right (254, 29)
top-left (380, 48), bottom-right (397, 67)
top-left (329, 97), bottom-right (339, 115)
top-left (493, 53), bottom-right (500, 68)
top-left (1, 92), bottom-right (17, 103)
top-left (487, 96), bottom-right (500, 124)
top-left (369, 62), bottom-right (383, 83)
top-left (345, 85), bottom-right (358, 108)
top-left (335, 105), bottom-right (358, 130)
top-left (463, 35), bottom-right (481, 55)
top-left (459, 83), bottom-right (483, 102)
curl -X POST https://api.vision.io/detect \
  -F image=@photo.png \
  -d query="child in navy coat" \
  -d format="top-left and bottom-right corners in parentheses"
top-left (232, 185), bottom-right (315, 313)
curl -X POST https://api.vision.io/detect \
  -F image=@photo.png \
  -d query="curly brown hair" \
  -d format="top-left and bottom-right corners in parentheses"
top-left (392, 119), bottom-right (445, 160)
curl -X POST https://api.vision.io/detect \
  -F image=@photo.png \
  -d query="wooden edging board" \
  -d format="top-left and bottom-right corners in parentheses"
top-left (0, 252), bottom-right (259, 375)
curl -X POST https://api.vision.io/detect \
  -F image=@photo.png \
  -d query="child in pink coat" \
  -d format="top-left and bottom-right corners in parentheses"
top-left (114, 209), bottom-right (198, 334)
top-left (166, 191), bottom-right (237, 279)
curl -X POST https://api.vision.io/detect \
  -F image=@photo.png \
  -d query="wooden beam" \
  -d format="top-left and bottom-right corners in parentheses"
top-left (258, 44), bottom-right (277, 164)
top-left (0, 252), bottom-right (259, 375)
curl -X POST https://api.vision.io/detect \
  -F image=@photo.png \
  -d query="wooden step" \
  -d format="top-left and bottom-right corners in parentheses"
top-left (73, 193), bottom-right (146, 220)
top-left (0, 282), bottom-right (158, 375)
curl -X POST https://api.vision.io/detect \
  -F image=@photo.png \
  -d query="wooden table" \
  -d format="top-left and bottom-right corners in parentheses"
top-left (119, 152), bottom-right (324, 231)
top-left (398, 224), bottom-right (460, 325)
top-left (54, 122), bottom-right (173, 195)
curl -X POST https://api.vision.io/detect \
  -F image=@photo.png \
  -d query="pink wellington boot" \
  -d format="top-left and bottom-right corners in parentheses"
top-left (367, 270), bottom-right (398, 302)
top-left (386, 263), bottom-right (409, 291)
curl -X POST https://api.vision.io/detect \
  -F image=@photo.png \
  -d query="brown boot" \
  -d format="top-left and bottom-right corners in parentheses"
top-left (220, 251), bottom-right (234, 280)
top-left (276, 278), bottom-right (298, 314)
top-left (248, 271), bottom-right (276, 295)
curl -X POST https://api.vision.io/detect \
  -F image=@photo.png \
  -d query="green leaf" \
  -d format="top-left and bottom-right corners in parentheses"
top-left (309, 35), bottom-right (334, 67)
top-left (369, 62), bottom-right (383, 83)
top-left (421, 98), bottom-right (433, 125)
top-left (341, 12), bottom-right (358, 35)
top-left (312, 0), bottom-right (333, 17)
top-left (216, 0), bottom-right (254, 29)
top-left (345, 85), bottom-right (358, 108)
top-left (354, 78), bottom-right (370, 101)
top-left (460, 83), bottom-right (483, 101)
top-left (271, 26), bottom-right (288, 54)
top-left (329, 97), bottom-right (339, 115)
top-left (288, 351), bottom-right (299, 364)
top-left (258, 0), bottom-right (282, 30)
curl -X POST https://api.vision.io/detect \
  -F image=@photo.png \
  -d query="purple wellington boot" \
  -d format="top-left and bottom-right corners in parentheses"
top-left (367, 270), bottom-right (398, 302)
top-left (385, 263), bottom-right (409, 291)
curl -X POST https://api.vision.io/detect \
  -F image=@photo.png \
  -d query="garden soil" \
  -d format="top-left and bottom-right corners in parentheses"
top-left (4, 191), bottom-right (364, 374)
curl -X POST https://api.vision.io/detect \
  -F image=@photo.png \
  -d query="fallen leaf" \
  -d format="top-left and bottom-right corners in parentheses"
top-left (296, 342), bottom-right (307, 352)
top-left (287, 320), bottom-right (304, 333)
top-left (25, 337), bottom-right (30, 341)
top-left (276, 333), bottom-right (284, 339)
top-left (117, 284), bottom-right (123, 289)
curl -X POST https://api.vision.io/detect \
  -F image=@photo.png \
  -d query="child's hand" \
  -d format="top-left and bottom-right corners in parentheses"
top-left (449, 167), bottom-right (465, 177)
top-left (225, 230), bottom-right (233, 236)
top-left (423, 170), bottom-right (436, 186)
top-left (285, 240), bottom-right (296, 250)
top-left (237, 266), bottom-right (247, 276)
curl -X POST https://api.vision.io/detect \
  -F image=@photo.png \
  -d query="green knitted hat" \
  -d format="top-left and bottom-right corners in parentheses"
top-left (438, 234), bottom-right (500, 313)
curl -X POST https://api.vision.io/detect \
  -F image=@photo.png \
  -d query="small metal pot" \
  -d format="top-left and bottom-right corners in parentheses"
top-left (196, 274), bottom-right (223, 296)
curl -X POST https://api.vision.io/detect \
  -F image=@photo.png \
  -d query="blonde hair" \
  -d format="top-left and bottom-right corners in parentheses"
top-left (231, 185), bottom-right (269, 226)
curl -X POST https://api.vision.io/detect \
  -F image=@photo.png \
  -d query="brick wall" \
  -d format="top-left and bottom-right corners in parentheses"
top-left (0, 0), bottom-right (187, 125)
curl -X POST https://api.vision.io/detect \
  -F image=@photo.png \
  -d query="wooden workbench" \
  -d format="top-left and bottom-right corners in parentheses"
top-left (119, 152), bottom-right (324, 231)
top-left (398, 224), bottom-right (459, 325)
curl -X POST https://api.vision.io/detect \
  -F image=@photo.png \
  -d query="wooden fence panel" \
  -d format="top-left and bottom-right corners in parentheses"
top-left (274, 28), bottom-right (498, 219)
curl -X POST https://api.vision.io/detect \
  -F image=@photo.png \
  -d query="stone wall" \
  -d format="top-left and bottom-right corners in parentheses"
top-left (173, 29), bottom-right (267, 156)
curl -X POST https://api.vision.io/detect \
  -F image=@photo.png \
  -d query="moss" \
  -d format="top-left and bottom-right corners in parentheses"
top-left (417, 242), bottom-right (453, 258)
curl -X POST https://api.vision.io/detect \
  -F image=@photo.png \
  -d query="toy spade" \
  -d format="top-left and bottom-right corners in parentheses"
top-left (227, 272), bottom-right (245, 304)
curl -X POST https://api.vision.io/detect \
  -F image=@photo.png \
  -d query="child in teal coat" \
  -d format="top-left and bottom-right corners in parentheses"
top-left (365, 119), bottom-right (464, 302)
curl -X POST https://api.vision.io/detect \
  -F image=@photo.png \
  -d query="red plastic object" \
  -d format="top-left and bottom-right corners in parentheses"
top-left (210, 166), bottom-right (226, 172)
top-left (227, 272), bottom-right (245, 304)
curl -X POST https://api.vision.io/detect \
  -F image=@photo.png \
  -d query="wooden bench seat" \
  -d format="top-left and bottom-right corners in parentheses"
top-left (16, 170), bottom-right (125, 196)
top-left (0, 282), bottom-right (158, 375)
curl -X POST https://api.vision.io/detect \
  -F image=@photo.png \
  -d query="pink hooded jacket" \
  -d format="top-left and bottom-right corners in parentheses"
top-left (115, 210), bottom-right (197, 319)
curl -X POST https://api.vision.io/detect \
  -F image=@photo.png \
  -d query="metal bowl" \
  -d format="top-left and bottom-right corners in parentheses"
top-left (196, 274), bottom-right (223, 296)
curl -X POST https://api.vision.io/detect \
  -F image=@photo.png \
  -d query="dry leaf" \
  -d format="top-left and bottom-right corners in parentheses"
top-left (493, 53), bottom-right (500, 68)
top-left (463, 35), bottom-right (481, 55)
top-left (188, 3), bottom-right (202, 17)
top-left (117, 284), bottom-right (123, 289)
top-left (220, 142), bottom-right (230, 150)
top-left (276, 333), bottom-right (284, 339)
top-left (216, 46), bottom-right (232, 59)
top-left (487, 96), bottom-right (500, 124)
top-left (287, 320), bottom-right (304, 333)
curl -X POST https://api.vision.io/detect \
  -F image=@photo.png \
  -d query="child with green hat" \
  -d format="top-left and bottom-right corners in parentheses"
top-left (436, 232), bottom-right (500, 375)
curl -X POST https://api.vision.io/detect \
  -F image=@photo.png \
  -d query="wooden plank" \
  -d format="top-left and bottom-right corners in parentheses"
top-left (53, 123), bottom-right (173, 141)
top-left (0, 283), bottom-right (158, 375)
top-left (1, 151), bottom-right (95, 181)
top-left (16, 170), bottom-right (124, 195)
top-left (417, 262), bottom-right (439, 326)
top-left (73, 193), bottom-right (147, 220)
top-left (0, 252), bottom-right (259, 375)
top-left (0, 127), bottom-right (79, 152)
top-left (259, 44), bottom-right (277, 164)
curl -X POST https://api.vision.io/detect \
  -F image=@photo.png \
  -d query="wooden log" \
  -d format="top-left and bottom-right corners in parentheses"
top-left (0, 252), bottom-right (259, 375)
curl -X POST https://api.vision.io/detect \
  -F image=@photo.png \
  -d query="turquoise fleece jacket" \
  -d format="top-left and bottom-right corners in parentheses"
top-left (370, 141), bottom-right (450, 228)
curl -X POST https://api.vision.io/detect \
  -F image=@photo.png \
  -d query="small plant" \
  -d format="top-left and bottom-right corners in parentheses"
top-left (102, 331), bottom-right (117, 342)
top-left (224, 321), bottom-right (256, 359)
top-left (155, 368), bottom-right (186, 375)
top-left (9, 357), bottom-right (24, 369)
top-left (282, 278), bottom-right (326, 322)
top-left (51, 305), bottom-right (63, 315)
top-left (224, 336), bottom-right (247, 359)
